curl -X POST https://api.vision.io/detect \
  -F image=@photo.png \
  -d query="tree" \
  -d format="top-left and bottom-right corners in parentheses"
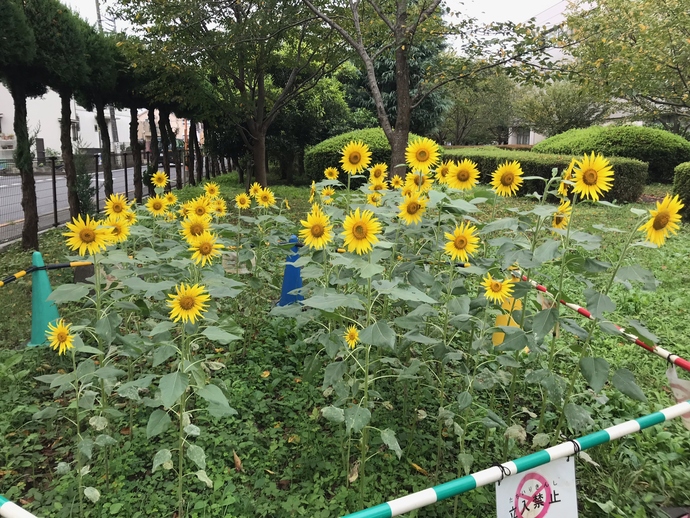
top-left (513, 81), bottom-right (610, 137)
top-left (566, 0), bottom-right (690, 135)
top-left (0, 0), bottom-right (41, 249)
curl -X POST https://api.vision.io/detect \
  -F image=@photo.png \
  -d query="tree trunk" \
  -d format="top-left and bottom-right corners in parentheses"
top-left (10, 83), bottom-right (39, 250)
top-left (130, 107), bottom-right (143, 203)
top-left (220, 157), bottom-right (227, 175)
top-left (390, 34), bottom-right (412, 177)
top-left (188, 121), bottom-right (197, 185)
top-left (250, 126), bottom-right (268, 187)
top-left (297, 146), bottom-right (305, 177)
top-left (205, 156), bottom-right (210, 180)
top-left (164, 116), bottom-right (182, 189)
top-left (148, 108), bottom-right (160, 169)
top-left (193, 121), bottom-right (203, 184)
top-left (60, 93), bottom-right (80, 218)
top-left (95, 101), bottom-right (113, 198)
top-left (159, 109), bottom-right (172, 183)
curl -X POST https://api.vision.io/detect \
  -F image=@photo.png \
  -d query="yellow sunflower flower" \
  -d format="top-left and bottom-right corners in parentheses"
top-left (188, 231), bottom-right (224, 266)
top-left (367, 192), bottom-right (383, 207)
top-left (369, 179), bottom-right (389, 191)
top-left (405, 171), bottom-right (434, 193)
top-left (552, 199), bottom-right (572, 230)
top-left (164, 211), bottom-right (177, 222)
top-left (213, 197), bottom-right (227, 217)
top-left (146, 195), bottom-right (168, 217)
top-left (104, 216), bottom-right (131, 244)
top-left (448, 159), bottom-right (480, 191)
top-left (406, 137), bottom-right (440, 173)
top-left (46, 319), bottom-right (74, 355)
top-left (121, 210), bottom-right (137, 225)
top-left (324, 167), bottom-right (339, 180)
top-left (235, 193), bottom-right (251, 209)
top-left (189, 195), bottom-right (212, 218)
top-left (63, 214), bottom-right (113, 256)
top-left (390, 175), bottom-right (404, 189)
top-left (572, 152), bottom-right (614, 202)
top-left (321, 186), bottom-right (335, 198)
top-left (299, 204), bottom-right (333, 250)
top-left (398, 192), bottom-right (428, 225)
top-left (151, 171), bottom-right (168, 188)
top-left (444, 222), bottom-right (479, 263)
top-left (104, 193), bottom-right (130, 218)
top-left (167, 283), bottom-right (210, 324)
top-left (344, 325), bottom-right (359, 349)
top-left (257, 188), bottom-right (276, 208)
top-left (342, 208), bottom-right (382, 255)
top-left (638, 194), bottom-right (684, 247)
top-left (180, 214), bottom-right (212, 241)
top-left (249, 182), bottom-right (263, 198)
top-left (369, 163), bottom-right (388, 183)
top-left (558, 159), bottom-right (576, 197)
top-left (179, 201), bottom-right (192, 219)
top-left (309, 181), bottom-right (316, 203)
top-left (204, 182), bottom-right (220, 198)
top-left (491, 161), bottom-right (524, 197)
top-left (323, 196), bottom-right (334, 205)
top-left (340, 140), bottom-right (372, 174)
top-left (401, 184), bottom-right (417, 198)
top-left (482, 273), bottom-right (515, 304)
top-left (435, 160), bottom-right (453, 184)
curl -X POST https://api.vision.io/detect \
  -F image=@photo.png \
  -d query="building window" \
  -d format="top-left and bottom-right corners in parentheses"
top-left (516, 127), bottom-right (531, 145)
top-left (71, 121), bottom-right (80, 141)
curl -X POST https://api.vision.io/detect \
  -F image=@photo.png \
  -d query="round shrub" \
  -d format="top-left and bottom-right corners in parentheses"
top-left (304, 127), bottom-right (421, 181)
top-left (673, 161), bottom-right (690, 219)
top-left (532, 126), bottom-right (690, 184)
top-left (445, 147), bottom-right (647, 203)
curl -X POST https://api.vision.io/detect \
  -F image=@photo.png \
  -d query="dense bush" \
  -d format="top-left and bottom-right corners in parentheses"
top-left (445, 147), bottom-right (648, 203)
top-left (673, 162), bottom-right (690, 219)
top-left (532, 126), bottom-right (690, 184)
top-left (304, 127), bottom-right (420, 180)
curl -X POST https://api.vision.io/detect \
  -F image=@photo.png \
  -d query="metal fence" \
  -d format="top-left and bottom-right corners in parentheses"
top-left (0, 151), bottom-right (224, 244)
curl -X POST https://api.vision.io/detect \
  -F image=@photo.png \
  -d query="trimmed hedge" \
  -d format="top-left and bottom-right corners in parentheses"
top-left (673, 162), bottom-right (690, 219)
top-left (304, 127), bottom-right (421, 181)
top-left (532, 126), bottom-right (690, 184)
top-left (444, 147), bottom-right (648, 203)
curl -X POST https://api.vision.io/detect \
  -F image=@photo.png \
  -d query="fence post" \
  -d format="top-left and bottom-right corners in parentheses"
top-left (123, 153), bottom-right (129, 201)
top-left (94, 154), bottom-right (100, 214)
top-left (50, 157), bottom-right (58, 227)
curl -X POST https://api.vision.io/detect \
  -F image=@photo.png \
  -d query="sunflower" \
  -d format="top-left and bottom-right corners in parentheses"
top-left (491, 161), bottom-right (524, 197)
top-left (401, 184), bottom-right (418, 198)
top-left (321, 186), bottom-right (335, 198)
top-left (390, 175), bottom-right (404, 189)
top-left (283, 199), bottom-right (291, 211)
top-left (151, 171), bottom-right (168, 188)
top-left (405, 171), bottom-right (434, 193)
top-left (146, 195), bottom-right (168, 216)
top-left (435, 160), bottom-right (453, 184)
top-left (558, 159), bottom-right (576, 197)
top-left (398, 192), bottom-right (428, 225)
top-left (367, 192), bottom-right (383, 206)
top-left (448, 159), bottom-right (480, 191)
top-left (444, 222), bottom-right (479, 263)
top-left (212, 198), bottom-right (228, 217)
top-left (344, 325), bottom-right (359, 349)
top-left (164, 211), bottom-right (177, 222)
top-left (121, 210), bottom-right (137, 225)
top-left (323, 196), bottom-right (334, 205)
top-left (167, 283), bottom-right (210, 324)
top-left (638, 194), bottom-right (684, 247)
top-left (309, 181), bottom-right (316, 203)
top-left (63, 214), bottom-right (113, 256)
top-left (179, 201), bottom-right (192, 219)
top-left (104, 193), bottom-right (130, 218)
top-left (482, 273), bottom-right (515, 304)
top-left (235, 193), bottom-right (251, 209)
top-left (342, 208), bottom-right (382, 255)
top-left (189, 231), bottom-right (224, 266)
top-left (204, 182), bottom-right (220, 198)
top-left (406, 137), bottom-right (440, 173)
top-left (572, 152), bottom-right (614, 201)
top-left (189, 195), bottom-right (212, 218)
top-left (552, 199), bottom-right (572, 230)
top-left (257, 188), bottom-right (276, 208)
top-left (249, 182), bottom-right (263, 198)
top-left (46, 319), bottom-right (74, 355)
top-left (164, 192), bottom-right (178, 206)
top-left (369, 163), bottom-right (388, 183)
top-left (369, 179), bottom-right (388, 191)
top-left (180, 214), bottom-right (212, 241)
top-left (340, 140), bottom-right (372, 174)
top-left (104, 216), bottom-right (131, 244)
top-left (324, 167), bottom-right (339, 180)
top-left (299, 204), bottom-right (333, 250)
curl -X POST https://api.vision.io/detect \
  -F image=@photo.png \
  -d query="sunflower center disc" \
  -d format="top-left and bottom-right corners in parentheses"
top-left (353, 224), bottom-right (367, 239)
top-left (191, 224), bottom-right (203, 236)
top-left (179, 295), bottom-right (195, 310)
top-left (454, 236), bottom-right (467, 249)
top-left (374, 170), bottom-right (383, 179)
top-left (490, 281), bottom-right (503, 292)
top-left (200, 243), bottom-right (213, 255)
top-left (653, 212), bottom-right (670, 230)
top-left (112, 227), bottom-right (121, 236)
top-left (113, 204), bottom-right (123, 213)
top-left (554, 214), bottom-right (565, 225)
top-left (349, 152), bottom-right (361, 165)
top-left (457, 170), bottom-right (470, 182)
top-left (56, 332), bottom-right (67, 343)
top-left (417, 150), bottom-right (428, 161)
top-left (311, 224), bottom-right (324, 237)
top-left (583, 169), bottom-right (598, 185)
top-left (407, 202), bottom-right (420, 215)
top-left (500, 173), bottom-right (514, 186)
top-left (414, 176), bottom-right (422, 186)
top-left (79, 229), bottom-right (95, 243)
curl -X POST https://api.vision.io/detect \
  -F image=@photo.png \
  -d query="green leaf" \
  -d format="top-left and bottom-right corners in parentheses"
top-left (483, 409), bottom-right (507, 429)
top-left (359, 321), bottom-right (396, 350)
top-left (152, 449), bottom-right (172, 473)
top-left (147, 410), bottom-right (172, 438)
top-left (380, 429), bottom-right (402, 459)
top-left (532, 308), bottom-right (559, 341)
top-left (48, 283), bottom-right (90, 303)
top-left (184, 424), bottom-right (201, 437)
top-left (561, 318), bottom-right (589, 340)
top-left (109, 503), bottom-right (124, 514)
top-left (196, 384), bottom-right (237, 418)
top-left (301, 293), bottom-right (364, 311)
top-left (122, 277), bottom-right (176, 298)
top-left (533, 240), bottom-right (561, 265)
top-left (94, 366), bottom-right (126, 380)
top-left (541, 373), bottom-right (565, 405)
top-left (579, 357), bottom-right (609, 393)
top-left (33, 407), bottom-right (58, 420)
top-left (584, 288), bottom-right (615, 319)
top-left (533, 433), bottom-right (550, 448)
top-left (611, 368), bottom-right (647, 401)
top-left (388, 286), bottom-right (437, 304)
top-left (323, 362), bottom-right (347, 389)
top-left (95, 316), bottom-right (114, 346)
top-left (615, 265), bottom-right (657, 290)
top-left (457, 392), bottom-right (472, 412)
top-left (186, 444), bottom-right (206, 470)
top-left (481, 217), bottom-right (518, 234)
top-left (321, 405), bottom-right (345, 423)
top-left (84, 487), bottom-right (100, 504)
top-left (149, 321), bottom-right (176, 337)
top-left (495, 328), bottom-right (529, 352)
top-left (153, 345), bottom-right (177, 367)
top-left (95, 434), bottom-right (117, 447)
top-left (626, 319), bottom-right (659, 346)
top-left (344, 406), bottom-right (371, 434)
top-left (195, 469), bottom-right (213, 488)
top-left (159, 372), bottom-right (188, 409)
top-left (457, 453), bottom-right (474, 475)
top-left (202, 326), bottom-right (242, 344)
top-left (564, 403), bottom-right (594, 432)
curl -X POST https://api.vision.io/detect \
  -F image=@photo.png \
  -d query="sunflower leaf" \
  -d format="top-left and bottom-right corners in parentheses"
top-left (579, 357), bottom-right (609, 393)
top-left (301, 293), bottom-right (364, 312)
top-left (359, 321), bottom-right (396, 350)
top-left (159, 372), bottom-right (189, 409)
top-left (202, 326), bottom-right (242, 345)
top-left (48, 283), bottom-right (90, 303)
top-left (584, 288), bottom-right (615, 319)
top-left (626, 319), bottom-right (658, 346)
top-left (612, 368), bottom-right (647, 402)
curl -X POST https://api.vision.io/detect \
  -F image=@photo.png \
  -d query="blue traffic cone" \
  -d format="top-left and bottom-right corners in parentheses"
top-left (27, 251), bottom-right (60, 347)
top-left (278, 235), bottom-right (303, 306)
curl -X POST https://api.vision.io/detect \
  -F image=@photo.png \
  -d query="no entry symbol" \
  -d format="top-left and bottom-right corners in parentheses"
top-left (515, 473), bottom-right (551, 518)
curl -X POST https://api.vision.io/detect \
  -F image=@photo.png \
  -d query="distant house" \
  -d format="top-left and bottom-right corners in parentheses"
top-left (137, 109), bottom-right (204, 154)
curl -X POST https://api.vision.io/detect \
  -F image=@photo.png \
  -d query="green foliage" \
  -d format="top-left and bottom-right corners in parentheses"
top-left (672, 161), bottom-right (690, 219)
top-left (532, 126), bottom-right (690, 184)
top-left (445, 146), bottom-right (648, 202)
top-left (74, 150), bottom-right (96, 217)
top-left (304, 128), bottom-right (420, 180)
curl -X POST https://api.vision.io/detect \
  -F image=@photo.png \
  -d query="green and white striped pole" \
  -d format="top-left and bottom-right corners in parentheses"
top-left (343, 399), bottom-right (690, 518)
top-left (0, 496), bottom-right (38, 518)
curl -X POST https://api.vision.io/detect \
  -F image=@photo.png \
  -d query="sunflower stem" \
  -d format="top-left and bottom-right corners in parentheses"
top-left (72, 350), bottom-right (84, 518)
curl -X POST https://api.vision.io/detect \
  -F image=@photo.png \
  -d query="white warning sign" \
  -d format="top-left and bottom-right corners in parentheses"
top-left (496, 457), bottom-right (578, 518)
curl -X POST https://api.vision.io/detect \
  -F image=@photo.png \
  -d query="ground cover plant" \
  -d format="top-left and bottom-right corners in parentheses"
top-left (0, 145), bottom-right (689, 518)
